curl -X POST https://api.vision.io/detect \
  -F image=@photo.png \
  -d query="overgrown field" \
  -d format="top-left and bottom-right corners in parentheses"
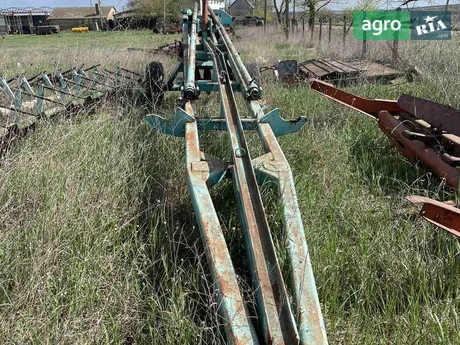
top-left (1, 28), bottom-right (460, 344)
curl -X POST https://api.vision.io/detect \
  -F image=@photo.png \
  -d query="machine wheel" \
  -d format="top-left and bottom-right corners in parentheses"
top-left (145, 61), bottom-right (165, 107)
top-left (245, 62), bottom-right (261, 87)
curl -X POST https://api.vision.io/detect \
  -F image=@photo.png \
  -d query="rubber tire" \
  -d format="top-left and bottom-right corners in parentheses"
top-left (245, 62), bottom-right (261, 87)
top-left (145, 61), bottom-right (165, 106)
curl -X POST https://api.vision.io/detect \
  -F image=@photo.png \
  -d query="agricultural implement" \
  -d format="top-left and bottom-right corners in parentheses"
top-left (261, 59), bottom-right (405, 86)
top-left (146, 2), bottom-right (328, 345)
top-left (0, 65), bottom-right (141, 152)
top-left (310, 78), bottom-right (460, 238)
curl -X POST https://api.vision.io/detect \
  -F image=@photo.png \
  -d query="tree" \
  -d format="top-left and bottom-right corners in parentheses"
top-left (127, 0), bottom-right (194, 19)
top-left (273, 0), bottom-right (286, 25)
top-left (302, 0), bottom-right (332, 31)
top-left (253, 7), bottom-right (275, 23)
top-left (342, 0), bottom-right (381, 35)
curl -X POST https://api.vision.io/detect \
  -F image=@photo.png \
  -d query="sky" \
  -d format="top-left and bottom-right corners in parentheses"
top-left (0, 0), bottom-right (457, 11)
top-left (0, 0), bottom-right (129, 11)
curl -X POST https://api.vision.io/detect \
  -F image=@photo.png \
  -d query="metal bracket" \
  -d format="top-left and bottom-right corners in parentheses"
top-left (407, 195), bottom-right (460, 238)
top-left (145, 107), bottom-right (195, 136)
top-left (259, 108), bottom-right (307, 136)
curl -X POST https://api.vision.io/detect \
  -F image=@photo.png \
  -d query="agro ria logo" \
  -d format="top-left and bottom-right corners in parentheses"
top-left (352, 10), bottom-right (451, 41)
top-left (411, 11), bottom-right (451, 40)
top-left (415, 15), bottom-right (447, 36)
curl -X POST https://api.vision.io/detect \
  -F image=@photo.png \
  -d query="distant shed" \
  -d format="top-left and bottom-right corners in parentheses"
top-left (47, 5), bottom-right (116, 31)
top-left (0, 7), bottom-right (51, 35)
top-left (228, 0), bottom-right (254, 17)
top-left (0, 16), bottom-right (6, 35)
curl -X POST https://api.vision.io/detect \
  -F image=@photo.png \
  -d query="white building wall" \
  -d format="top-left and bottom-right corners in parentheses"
top-left (201, 0), bottom-right (225, 12)
top-left (209, 0), bottom-right (225, 10)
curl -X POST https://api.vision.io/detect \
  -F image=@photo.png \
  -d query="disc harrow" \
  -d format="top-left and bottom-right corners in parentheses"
top-left (0, 65), bottom-right (141, 153)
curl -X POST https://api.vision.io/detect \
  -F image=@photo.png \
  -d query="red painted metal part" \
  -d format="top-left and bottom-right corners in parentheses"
top-left (310, 78), bottom-right (404, 118)
top-left (407, 196), bottom-right (460, 238)
top-left (202, 0), bottom-right (208, 28)
top-left (310, 78), bottom-right (460, 189)
top-left (397, 94), bottom-right (460, 137)
top-left (377, 110), bottom-right (460, 188)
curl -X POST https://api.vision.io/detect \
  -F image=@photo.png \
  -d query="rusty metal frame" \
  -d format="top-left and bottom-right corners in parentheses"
top-left (146, 5), bottom-right (328, 345)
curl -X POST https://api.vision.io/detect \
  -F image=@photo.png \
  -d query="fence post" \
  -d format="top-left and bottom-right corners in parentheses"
top-left (284, 0), bottom-right (289, 39)
top-left (343, 15), bottom-right (346, 48)
top-left (310, 18), bottom-right (314, 40)
top-left (362, 33), bottom-right (367, 59)
top-left (319, 19), bottom-right (322, 43)
top-left (392, 8), bottom-right (401, 65)
top-left (328, 17), bottom-right (332, 44)
top-left (302, 17), bottom-right (305, 36)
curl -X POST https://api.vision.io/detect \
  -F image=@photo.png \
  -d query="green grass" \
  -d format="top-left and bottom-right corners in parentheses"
top-left (1, 27), bottom-right (460, 344)
top-left (0, 30), bottom-right (179, 80)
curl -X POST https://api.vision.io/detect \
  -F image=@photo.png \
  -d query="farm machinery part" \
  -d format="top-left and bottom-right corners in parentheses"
top-left (128, 40), bottom-right (183, 56)
top-left (145, 2), bottom-right (328, 345)
top-left (310, 78), bottom-right (460, 238)
top-left (261, 59), bottom-right (405, 86)
top-left (0, 65), bottom-right (141, 152)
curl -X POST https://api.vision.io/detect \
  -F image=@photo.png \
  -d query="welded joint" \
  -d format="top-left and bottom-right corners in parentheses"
top-left (252, 152), bottom-right (289, 177)
top-left (191, 161), bottom-right (210, 173)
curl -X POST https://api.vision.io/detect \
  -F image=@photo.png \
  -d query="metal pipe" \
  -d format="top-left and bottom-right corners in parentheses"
top-left (40, 84), bottom-right (87, 100)
top-left (202, 0), bottom-right (208, 29)
top-left (184, 2), bottom-right (198, 100)
top-left (208, 7), bottom-right (260, 99)
top-left (117, 66), bottom-right (142, 78)
top-left (20, 90), bottom-right (62, 105)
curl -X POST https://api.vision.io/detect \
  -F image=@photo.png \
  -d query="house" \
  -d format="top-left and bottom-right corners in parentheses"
top-left (228, 0), bottom-right (254, 17)
top-left (47, 5), bottom-right (116, 31)
top-left (0, 7), bottom-right (51, 35)
top-left (208, 0), bottom-right (226, 11)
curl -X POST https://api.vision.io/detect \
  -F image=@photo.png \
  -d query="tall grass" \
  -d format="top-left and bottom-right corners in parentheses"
top-left (0, 27), bottom-right (459, 344)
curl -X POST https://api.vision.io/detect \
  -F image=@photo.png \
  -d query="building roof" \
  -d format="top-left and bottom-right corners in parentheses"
top-left (229, 0), bottom-right (255, 9)
top-left (114, 9), bottom-right (154, 19)
top-left (48, 6), bottom-right (115, 20)
top-left (0, 7), bottom-right (52, 15)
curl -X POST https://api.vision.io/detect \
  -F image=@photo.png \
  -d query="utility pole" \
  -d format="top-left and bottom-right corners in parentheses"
top-left (98, 0), bottom-right (103, 31)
